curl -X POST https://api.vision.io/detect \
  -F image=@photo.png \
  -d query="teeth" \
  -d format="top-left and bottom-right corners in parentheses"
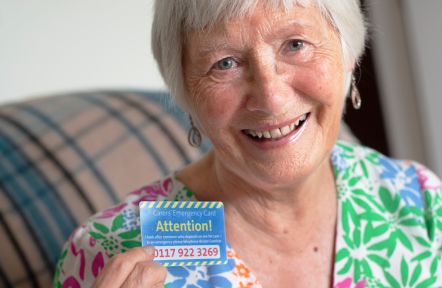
top-left (263, 131), bottom-right (271, 139)
top-left (270, 128), bottom-right (282, 138)
top-left (245, 113), bottom-right (308, 140)
top-left (280, 125), bottom-right (291, 136)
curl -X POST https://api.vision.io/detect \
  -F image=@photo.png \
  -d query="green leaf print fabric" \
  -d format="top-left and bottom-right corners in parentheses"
top-left (54, 141), bottom-right (442, 287)
top-left (332, 142), bottom-right (442, 288)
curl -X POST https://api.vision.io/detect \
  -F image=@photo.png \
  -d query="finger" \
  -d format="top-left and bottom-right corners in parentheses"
top-left (92, 246), bottom-right (155, 288)
top-left (122, 262), bottom-right (167, 288)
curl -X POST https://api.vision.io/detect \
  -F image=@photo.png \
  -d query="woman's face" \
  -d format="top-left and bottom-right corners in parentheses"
top-left (183, 4), bottom-right (351, 188)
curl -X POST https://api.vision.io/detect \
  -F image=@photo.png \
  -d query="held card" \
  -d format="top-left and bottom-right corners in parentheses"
top-left (139, 201), bottom-right (227, 267)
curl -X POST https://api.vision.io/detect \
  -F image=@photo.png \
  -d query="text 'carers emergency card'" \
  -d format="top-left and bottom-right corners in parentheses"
top-left (139, 201), bottom-right (228, 267)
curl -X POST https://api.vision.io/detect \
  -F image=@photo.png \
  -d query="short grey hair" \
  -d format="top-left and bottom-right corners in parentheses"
top-left (151, 0), bottom-right (367, 112)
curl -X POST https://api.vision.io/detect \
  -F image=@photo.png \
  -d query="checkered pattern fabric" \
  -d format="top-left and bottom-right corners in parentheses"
top-left (0, 90), bottom-right (208, 288)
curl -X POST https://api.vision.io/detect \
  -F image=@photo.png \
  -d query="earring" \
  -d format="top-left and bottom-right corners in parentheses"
top-left (188, 115), bottom-right (202, 148)
top-left (351, 76), bottom-right (362, 110)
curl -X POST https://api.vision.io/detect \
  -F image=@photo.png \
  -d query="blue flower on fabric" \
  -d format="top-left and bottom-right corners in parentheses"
top-left (331, 145), bottom-right (348, 173)
top-left (122, 208), bottom-right (139, 231)
top-left (166, 260), bottom-right (235, 288)
top-left (379, 156), bottom-right (422, 208)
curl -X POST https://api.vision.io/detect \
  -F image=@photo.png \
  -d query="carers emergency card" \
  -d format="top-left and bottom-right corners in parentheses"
top-left (139, 201), bottom-right (228, 267)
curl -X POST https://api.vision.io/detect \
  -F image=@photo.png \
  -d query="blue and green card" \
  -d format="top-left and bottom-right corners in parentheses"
top-left (139, 201), bottom-right (227, 267)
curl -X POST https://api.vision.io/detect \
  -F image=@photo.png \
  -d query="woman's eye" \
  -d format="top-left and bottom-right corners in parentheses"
top-left (214, 57), bottom-right (236, 70)
top-left (287, 39), bottom-right (304, 51)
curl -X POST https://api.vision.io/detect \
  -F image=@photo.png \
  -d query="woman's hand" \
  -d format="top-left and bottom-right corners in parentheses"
top-left (92, 246), bottom-right (167, 288)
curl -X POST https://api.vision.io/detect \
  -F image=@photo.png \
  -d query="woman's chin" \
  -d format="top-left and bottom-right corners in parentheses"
top-left (239, 143), bottom-right (332, 191)
top-left (241, 156), bottom-right (316, 188)
top-left (213, 116), bottom-right (333, 190)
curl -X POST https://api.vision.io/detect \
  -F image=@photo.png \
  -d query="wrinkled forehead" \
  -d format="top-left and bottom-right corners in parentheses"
top-left (180, 0), bottom-right (319, 36)
top-left (182, 2), bottom-right (336, 56)
top-left (189, 7), bottom-right (331, 52)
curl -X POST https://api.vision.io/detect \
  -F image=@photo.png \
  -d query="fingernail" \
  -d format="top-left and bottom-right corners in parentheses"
top-left (146, 246), bottom-right (155, 256)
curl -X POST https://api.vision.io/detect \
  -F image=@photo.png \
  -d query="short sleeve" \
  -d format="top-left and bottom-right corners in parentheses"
top-left (53, 224), bottom-right (110, 288)
top-left (413, 162), bottom-right (442, 243)
top-left (52, 177), bottom-right (177, 287)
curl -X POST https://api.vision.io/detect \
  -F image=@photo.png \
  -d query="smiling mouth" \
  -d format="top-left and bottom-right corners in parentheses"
top-left (242, 113), bottom-right (310, 141)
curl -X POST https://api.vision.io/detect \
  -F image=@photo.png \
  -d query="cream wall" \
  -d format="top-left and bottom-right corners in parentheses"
top-left (402, 0), bottom-right (442, 175)
top-left (369, 0), bottom-right (442, 175)
top-left (0, 0), bottom-right (165, 104)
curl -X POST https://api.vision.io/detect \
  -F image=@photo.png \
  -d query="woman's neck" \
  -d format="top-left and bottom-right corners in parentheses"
top-left (177, 149), bottom-right (337, 251)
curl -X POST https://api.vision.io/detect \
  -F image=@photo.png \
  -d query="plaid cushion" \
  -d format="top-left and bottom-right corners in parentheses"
top-left (0, 90), bottom-right (208, 287)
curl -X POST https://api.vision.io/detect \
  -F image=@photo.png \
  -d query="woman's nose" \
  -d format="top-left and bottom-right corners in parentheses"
top-left (245, 58), bottom-right (295, 115)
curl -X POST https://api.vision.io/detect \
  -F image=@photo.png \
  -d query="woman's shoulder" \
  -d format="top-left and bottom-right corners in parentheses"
top-left (82, 174), bottom-right (193, 244)
top-left (54, 174), bottom-right (194, 287)
top-left (333, 140), bottom-right (442, 195)
top-left (333, 140), bottom-right (442, 231)
top-left (82, 175), bottom-right (195, 254)
top-left (333, 140), bottom-right (441, 195)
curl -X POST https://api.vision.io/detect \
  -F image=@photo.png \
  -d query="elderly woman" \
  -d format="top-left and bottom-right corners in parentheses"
top-left (54, 0), bottom-right (442, 287)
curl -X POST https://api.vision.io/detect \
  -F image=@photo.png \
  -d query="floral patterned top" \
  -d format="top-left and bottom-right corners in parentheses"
top-left (54, 141), bottom-right (442, 288)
